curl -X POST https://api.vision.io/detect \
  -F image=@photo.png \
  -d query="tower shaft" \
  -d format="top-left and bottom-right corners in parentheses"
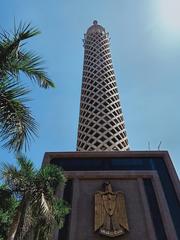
top-left (77, 21), bottom-right (129, 151)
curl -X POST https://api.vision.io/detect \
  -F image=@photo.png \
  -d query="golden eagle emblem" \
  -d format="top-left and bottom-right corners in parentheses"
top-left (94, 182), bottom-right (129, 237)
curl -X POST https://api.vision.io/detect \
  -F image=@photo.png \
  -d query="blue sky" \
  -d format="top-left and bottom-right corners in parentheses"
top-left (0, 0), bottom-right (180, 176)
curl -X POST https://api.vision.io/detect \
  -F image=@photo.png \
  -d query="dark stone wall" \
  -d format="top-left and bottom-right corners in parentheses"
top-left (42, 151), bottom-right (180, 240)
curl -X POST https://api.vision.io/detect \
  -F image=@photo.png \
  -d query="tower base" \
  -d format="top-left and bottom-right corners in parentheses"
top-left (43, 151), bottom-right (180, 240)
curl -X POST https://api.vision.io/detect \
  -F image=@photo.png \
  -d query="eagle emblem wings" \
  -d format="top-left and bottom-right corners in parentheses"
top-left (94, 182), bottom-right (129, 237)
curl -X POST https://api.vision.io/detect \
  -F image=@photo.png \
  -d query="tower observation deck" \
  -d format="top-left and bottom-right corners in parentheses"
top-left (77, 21), bottom-right (129, 151)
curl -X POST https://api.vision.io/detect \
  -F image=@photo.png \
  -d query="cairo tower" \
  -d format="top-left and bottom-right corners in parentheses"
top-left (77, 20), bottom-right (129, 151)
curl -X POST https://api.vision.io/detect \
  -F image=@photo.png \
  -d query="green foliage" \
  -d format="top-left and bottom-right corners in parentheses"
top-left (0, 155), bottom-right (70, 240)
top-left (0, 22), bottom-right (55, 152)
top-left (0, 185), bottom-right (19, 240)
top-left (53, 199), bottom-right (70, 228)
top-left (0, 80), bottom-right (37, 152)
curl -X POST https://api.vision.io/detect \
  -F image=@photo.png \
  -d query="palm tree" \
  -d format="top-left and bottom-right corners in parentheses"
top-left (0, 23), bottom-right (55, 152)
top-left (1, 155), bottom-right (69, 240)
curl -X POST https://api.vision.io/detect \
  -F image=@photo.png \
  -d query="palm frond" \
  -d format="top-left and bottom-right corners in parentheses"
top-left (0, 162), bottom-right (20, 191)
top-left (14, 50), bottom-right (55, 88)
top-left (38, 164), bottom-right (66, 190)
top-left (0, 22), bottom-right (54, 89)
top-left (0, 80), bottom-right (38, 152)
top-left (13, 22), bottom-right (40, 41)
top-left (16, 154), bottom-right (34, 174)
top-left (53, 199), bottom-right (70, 228)
top-left (0, 22), bottom-right (40, 59)
top-left (31, 191), bottom-right (53, 223)
top-left (1, 162), bottom-right (18, 179)
top-left (40, 193), bottom-right (52, 217)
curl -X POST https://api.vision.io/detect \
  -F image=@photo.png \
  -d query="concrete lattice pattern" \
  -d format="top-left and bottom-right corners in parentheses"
top-left (77, 21), bottom-right (129, 151)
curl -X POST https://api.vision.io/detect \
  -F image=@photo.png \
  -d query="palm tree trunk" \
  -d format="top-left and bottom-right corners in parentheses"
top-left (14, 195), bottom-right (30, 240)
top-left (34, 227), bottom-right (40, 240)
top-left (7, 201), bottom-right (23, 240)
top-left (7, 196), bottom-right (28, 240)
